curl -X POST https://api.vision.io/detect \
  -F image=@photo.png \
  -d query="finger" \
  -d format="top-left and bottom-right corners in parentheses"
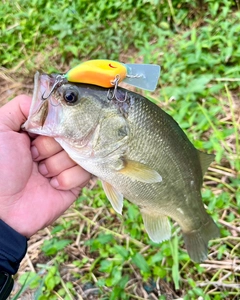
top-left (0, 95), bottom-right (31, 132)
top-left (31, 136), bottom-right (62, 161)
top-left (39, 150), bottom-right (76, 177)
top-left (50, 165), bottom-right (91, 190)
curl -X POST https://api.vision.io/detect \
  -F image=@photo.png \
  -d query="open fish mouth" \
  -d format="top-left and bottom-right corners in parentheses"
top-left (22, 72), bottom-right (63, 136)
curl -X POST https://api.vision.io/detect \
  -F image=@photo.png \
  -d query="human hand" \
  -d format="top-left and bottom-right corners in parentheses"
top-left (0, 95), bottom-right (90, 238)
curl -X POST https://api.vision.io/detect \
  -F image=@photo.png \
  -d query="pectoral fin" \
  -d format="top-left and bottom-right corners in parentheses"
top-left (101, 180), bottom-right (123, 215)
top-left (119, 160), bottom-right (162, 183)
top-left (141, 210), bottom-right (171, 243)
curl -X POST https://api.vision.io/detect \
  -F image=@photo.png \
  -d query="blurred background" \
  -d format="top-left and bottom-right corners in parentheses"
top-left (0, 0), bottom-right (239, 299)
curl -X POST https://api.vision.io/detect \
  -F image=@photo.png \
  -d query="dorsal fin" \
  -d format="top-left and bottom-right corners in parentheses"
top-left (198, 151), bottom-right (215, 175)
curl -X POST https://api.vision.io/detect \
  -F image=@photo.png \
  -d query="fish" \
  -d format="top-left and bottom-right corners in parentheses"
top-left (23, 72), bottom-right (219, 262)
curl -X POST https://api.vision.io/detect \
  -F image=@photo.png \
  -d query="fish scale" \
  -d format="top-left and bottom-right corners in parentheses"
top-left (23, 72), bottom-right (220, 262)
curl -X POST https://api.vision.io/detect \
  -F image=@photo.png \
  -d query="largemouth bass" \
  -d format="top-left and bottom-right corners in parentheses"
top-left (23, 72), bottom-right (219, 262)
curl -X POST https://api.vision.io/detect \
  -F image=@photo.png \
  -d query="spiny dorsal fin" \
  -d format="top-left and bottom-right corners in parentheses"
top-left (141, 209), bottom-right (171, 243)
top-left (101, 180), bottom-right (123, 215)
top-left (198, 151), bottom-right (215, 175)
top-left (119, 160), bottom-right (162, 183)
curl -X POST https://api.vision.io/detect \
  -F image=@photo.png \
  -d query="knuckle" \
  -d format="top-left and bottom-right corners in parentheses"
top-left (44, 161), bottom-right (57, 176)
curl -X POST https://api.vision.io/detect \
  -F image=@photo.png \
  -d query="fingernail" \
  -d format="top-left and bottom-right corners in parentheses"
top-left (31, 146), bottom-right (39, 159)
top-left (51, 177), bottom-right (59, 188)
top-left (39, 163), bottom-right (48, 176)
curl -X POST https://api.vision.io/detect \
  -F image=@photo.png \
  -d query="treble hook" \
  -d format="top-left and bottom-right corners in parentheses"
top-left (107, 74), bottom-right (128, 102)
top-left (42, 75), bottom-right (65, 100)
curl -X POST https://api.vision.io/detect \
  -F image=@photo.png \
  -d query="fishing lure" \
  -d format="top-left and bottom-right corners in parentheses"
top-left (42, 59), bottom-right (161, 100)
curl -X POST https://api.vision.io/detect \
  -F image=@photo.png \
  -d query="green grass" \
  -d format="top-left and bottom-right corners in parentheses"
top-left (1, 0), bottom-right (240, 299)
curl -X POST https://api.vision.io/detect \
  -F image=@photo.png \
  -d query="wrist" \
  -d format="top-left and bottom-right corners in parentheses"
top-left (0, 207), bottom-right (34, 238)
top-left (0, 218), bottom-right (31, 238)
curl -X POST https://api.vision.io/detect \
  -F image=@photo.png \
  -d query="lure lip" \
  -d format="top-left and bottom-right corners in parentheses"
top-left (124, 64), bottom-right (161, 91)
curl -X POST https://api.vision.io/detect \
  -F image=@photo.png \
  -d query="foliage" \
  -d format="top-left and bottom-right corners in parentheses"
top-left (1, 0), bottom-right (239, 299)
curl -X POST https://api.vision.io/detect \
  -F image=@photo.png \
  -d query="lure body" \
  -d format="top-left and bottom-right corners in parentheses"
top-left (65, 59), bottom-right (127, 88)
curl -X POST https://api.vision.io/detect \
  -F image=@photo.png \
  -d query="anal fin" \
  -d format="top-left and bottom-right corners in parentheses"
top-left (141, 210), bottom-right (171, 243)
top-left (101, 180), bottom-right (123, 215)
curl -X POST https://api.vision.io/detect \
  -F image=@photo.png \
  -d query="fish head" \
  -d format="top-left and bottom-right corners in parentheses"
top-left (22, 72), bottom-right (109, 144)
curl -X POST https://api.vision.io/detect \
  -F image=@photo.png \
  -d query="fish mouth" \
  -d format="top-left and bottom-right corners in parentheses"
top-left (22, 72), bottom-right (63, 136)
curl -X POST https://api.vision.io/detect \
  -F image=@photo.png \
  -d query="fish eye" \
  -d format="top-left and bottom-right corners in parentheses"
top-left (63, 88), bottom-right (79, 105)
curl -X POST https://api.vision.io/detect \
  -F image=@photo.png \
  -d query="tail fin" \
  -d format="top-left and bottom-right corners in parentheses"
top-left (183, 217), bottom-right (219, 263)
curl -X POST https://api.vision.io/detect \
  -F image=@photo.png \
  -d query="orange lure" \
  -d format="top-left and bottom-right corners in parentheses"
top-left (65, 59), bottom-right (161, 91)
top-left (65, 59), bottom-right (128, 88)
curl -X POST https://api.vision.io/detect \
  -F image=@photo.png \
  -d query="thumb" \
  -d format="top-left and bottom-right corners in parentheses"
top-left (0, 95), bottom-right (32, 132)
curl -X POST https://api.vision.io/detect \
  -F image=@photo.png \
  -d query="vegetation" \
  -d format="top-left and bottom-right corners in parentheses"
top-left (1, 0), bottom-right (239, 299)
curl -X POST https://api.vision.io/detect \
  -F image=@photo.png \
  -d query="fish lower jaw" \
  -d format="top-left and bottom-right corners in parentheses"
top-left (23, 125), bottom-right (56, 137)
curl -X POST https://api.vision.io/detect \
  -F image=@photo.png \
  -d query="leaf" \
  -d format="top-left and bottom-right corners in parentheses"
top-left (106, 267), bottom-right (122, 286)
top-left (131, 253), bottom-right (150, 273)
top-left (186, 75), bottom-right (213, 94)
top-left (114, 245), bottom-right (129, 259)
top-left (170, 236), bottom-right (180, 290)
top-left (41, 238), bottom-right (72, 256)
top-left (96, 234), bottom-right (113, 244)
top-left (45, 276), bottom-right (55, 291)
top-left (18, 272), bottom-right (41, 289)
top-left (118, 275), bottom-right (129, 289)
top-left (127, 204), bottom-right (139, 220)
top-left (99, 259), bottom-right (113, 273)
